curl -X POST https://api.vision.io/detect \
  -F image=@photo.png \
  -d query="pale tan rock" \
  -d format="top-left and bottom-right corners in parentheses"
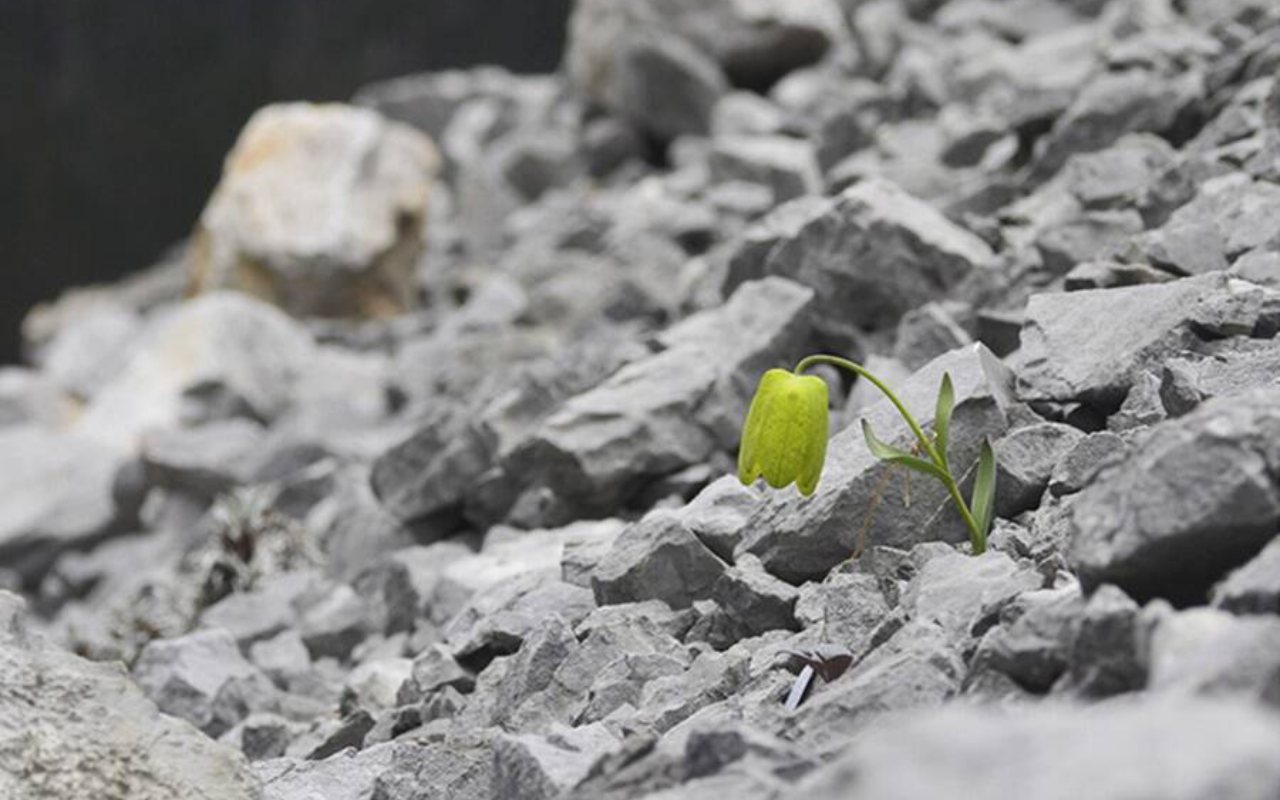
top-left (188, 103), bottom-right (440, 319)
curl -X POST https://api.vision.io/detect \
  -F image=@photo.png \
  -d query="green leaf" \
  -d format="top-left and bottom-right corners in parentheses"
top-left (861, 420), bottom-right (948, 482)
top-left (933, 372), bottom-right (955, 464)
top-left (970, 438), bottom-right (997, 537)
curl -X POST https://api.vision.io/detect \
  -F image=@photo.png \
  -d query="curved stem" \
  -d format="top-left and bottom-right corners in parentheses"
top-left (795, 354), bottom-right (938, 462)
top-left (795, 354), bottom-right (987, 554)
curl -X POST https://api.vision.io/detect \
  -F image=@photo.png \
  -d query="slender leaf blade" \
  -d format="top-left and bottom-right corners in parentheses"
top-left (970, 438), bottom-right (997, 537)
top-left (933, 373), bottom-right (955, 464)
top-left (862, 420), bottom-right (948, 482)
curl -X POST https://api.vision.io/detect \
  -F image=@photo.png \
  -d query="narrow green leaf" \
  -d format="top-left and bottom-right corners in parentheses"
top-left (970, 438), bottom-right (997, 537)
top-left (933, 372), bottom-right (955, 464)
top-left (861, 420), bottom-right (948, 482)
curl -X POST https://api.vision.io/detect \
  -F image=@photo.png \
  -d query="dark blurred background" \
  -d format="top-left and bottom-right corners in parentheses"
top-left (1, 0), bottom-right (572, 362)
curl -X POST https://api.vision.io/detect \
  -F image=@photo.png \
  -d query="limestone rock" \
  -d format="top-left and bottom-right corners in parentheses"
top-left (189, 103), bottom-right (440, 319)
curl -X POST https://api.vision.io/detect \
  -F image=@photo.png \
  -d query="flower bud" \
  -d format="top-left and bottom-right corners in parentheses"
top-left (737, 368), bottom-right (830, 496)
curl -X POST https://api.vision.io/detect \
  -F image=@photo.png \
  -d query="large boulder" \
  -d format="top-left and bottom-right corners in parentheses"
top-left (188, 103), bottom-right (440, 319)
top-left (0, 592), bottom-right (261, 800)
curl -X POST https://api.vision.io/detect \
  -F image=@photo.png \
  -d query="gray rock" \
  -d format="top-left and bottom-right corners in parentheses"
top-left (786, 621), bottom-right (964, 755)
top-left (250, 629), bottom-right (313, 688)
top-left (39, 306), bottom-right (142, 400)
top-left (992, 423), bottom-right (1085, 516)
top-left (199, 570), bottom-right (319, 649)
top-left (561, 519), bottom-right (628, 588)
top-left (257, 742), bottom-right (397, 800)
top-left (892, 302), bottom-right (974, 371)
top-left (1212, 535), bottom-right (1280, 614)
top-left (295, 583), bottom-right (374, 661)
top-left (1144, 174), bottom-right (1280, 276)
top-left (0, 367), bottom-right (76, 429)
top-left (133, 628), bottom-right (279, 737)
top-left (735, 178), bottom-right (994, 347)
top-left (1017, 273), bottom-right (1279, 406)
top-left (723, 196), bottom-right (831, 297)
top-left (793, 571), bottom-right (892, 653)
top-left (1033, 69), bottom-right (1203, 178)
top-left (494, 723), bottom-right (621, 800)
top-left (800, 697), bottom-right (1280, 800)
top-left (400, 643), bottom-right (475, 703)
top-left (678, 475), bottom-right (763, 562)
top-left (709, 135), bottom-right (820, 204)
top-left (0, 592), bottom-right (260, 800)
top-left (506, 277), bottom-right (814, 520)
top-left (740, 344), bottom-right (1018, 583)
top-left (566, 0), bottom-right (841, 116)
top-left (1057, 583), bottom-right (1149, 698)
top-left (345, 657), bottom-right (414, 712)
top-left (901, 549), bottom-right (1043, 643)
top-left (223, 713), bottom-right (296, 762)
top-left (353, 542), bottom-right (474, 635)
top-left (1148, 607), bottom-right (1280, 705)
top-left (969, 582), bottom-right (1084, 693)
top-left (593, 510), bottom-right (728, 610)
top-left (1059, 132), bottom-right (1180, 212)
top-left (1047, 431), bottom-right (1129, 497)
top-left (0, 426), bottom-right (125, 585)
top-left (446, 574), bottom-right (596, 661)
top-left (636, 645), bottom-right (752, 734)
top-left (76, 292), bottom-right (316, 448)
top-left (1063, 260), bottom-right (1174, 291)
top-left (614, 32), bottom-right (728, 140)
top-left (141, 418), bottom-right (265, 497)
top-left (189, 103), bottom-right (440, 319)
top-left (710, 553), bottom-right (799, 638)
top-left (1068, 388), bottom-right (1280, 603)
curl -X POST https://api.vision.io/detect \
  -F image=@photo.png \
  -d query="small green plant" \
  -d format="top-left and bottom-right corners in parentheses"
top-left (738, 354), bottom-right (997, 554)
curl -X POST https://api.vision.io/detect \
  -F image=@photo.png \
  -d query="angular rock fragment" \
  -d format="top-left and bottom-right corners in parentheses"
top-left (730, 178), bottom-right (994, 347)
top-left (1069, 388), bottom-right (1280, 603)
top-left (1213, 535), bottom-right (1280, 615)
top-left (506, 277), bottom-right (814, 520)
top-left (493, 723), bottom-right (620, 800)
top-left (76, 292), bottom-right (315, 448)
top-left (0, 426), bottom-right (126, 586)
top-left (593, 510), bottom-right (727, 610)
top-left (133, 628), bottom-right (279, 737)
top-left (1017, 273), bottom-right (1279, 407)
top-left (0, 593), bottom-right (260, 800)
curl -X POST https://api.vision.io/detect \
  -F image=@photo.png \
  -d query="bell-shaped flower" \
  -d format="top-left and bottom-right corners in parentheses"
top-left (737, 368), bottom-right (830, 496)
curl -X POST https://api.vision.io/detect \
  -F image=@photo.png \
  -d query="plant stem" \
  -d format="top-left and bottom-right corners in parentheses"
top-left (795, 354), bottom-right (987, 553)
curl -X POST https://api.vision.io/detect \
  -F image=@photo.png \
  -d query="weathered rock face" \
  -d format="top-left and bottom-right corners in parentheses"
top-left (188, 103), bottom-right (440, 319)
top-left (1068, 388), bottom-right (1280, 604)
top-left (0, 592), bottom-right (261, 800)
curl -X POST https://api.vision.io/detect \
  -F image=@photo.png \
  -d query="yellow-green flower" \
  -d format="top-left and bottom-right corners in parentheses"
top-left (737, 368), bottom-right (830, 496)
